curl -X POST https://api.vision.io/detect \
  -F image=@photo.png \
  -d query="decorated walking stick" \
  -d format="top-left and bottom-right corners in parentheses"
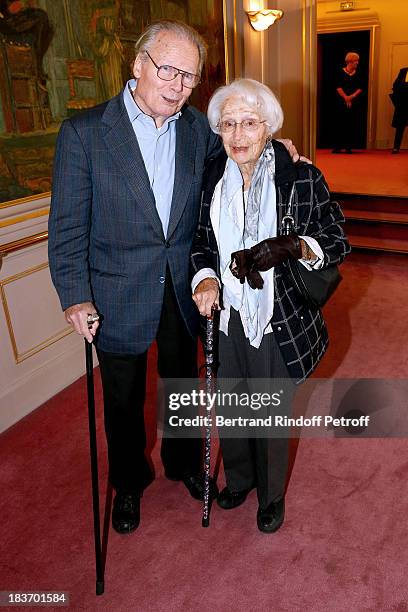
top-left (202, 313), bottom-right (216, 528)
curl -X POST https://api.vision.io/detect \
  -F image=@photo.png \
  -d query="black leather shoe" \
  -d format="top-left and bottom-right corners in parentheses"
top-left (165, 472), bottom-right (218, 501)
top-left (112, 492), bottom-right (140, 534)
top-left (257, 498), bottom-right (285, 533)
top-left (217, 486), bottom-right (253, 510)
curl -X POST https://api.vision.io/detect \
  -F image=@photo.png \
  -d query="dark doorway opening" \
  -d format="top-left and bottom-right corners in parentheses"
top-left (317, 30), bottom-right (370, 149)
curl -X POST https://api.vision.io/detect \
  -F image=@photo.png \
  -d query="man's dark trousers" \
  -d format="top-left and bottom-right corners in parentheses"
top-left (97, 272), bottom-right (202, 495)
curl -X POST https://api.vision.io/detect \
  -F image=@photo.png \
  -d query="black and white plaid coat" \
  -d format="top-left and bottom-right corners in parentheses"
top-left (191, 140), bottom-right (351, 382)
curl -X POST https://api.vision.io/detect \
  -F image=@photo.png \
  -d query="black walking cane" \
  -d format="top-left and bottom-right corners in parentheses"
top-left (85, 314), bottom-right (104, 595)
top-left (202, 312), bottom-right (217, 528)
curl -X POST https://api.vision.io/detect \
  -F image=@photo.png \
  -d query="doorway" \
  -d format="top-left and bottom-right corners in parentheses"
top-left (317, 30), bottom-right (370, 149)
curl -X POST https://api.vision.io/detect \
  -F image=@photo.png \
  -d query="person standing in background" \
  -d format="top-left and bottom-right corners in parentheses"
top-left (390, 66), bottom-right (408, 154)
top-left (332, 51), bottom-right (363, 154)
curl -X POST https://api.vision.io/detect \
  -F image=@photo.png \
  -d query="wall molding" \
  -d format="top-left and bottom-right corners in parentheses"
top-left (303, 0), bottom-right (317, 160)
top-left (0, 338), bottom-right (91, 434)
top-left (0, 192), bottom-right (51, 211)
top-left (0, 261), bottom-right (72, 363)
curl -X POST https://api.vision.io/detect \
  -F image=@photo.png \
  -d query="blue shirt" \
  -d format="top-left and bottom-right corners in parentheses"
top-left (123, 79), bottom-right (180, 237)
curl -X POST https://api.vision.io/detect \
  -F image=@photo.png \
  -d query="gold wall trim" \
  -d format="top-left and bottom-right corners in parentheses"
top-left (0, 231), bottom-right (48, 266)
top-left (223, 0), bottom-right (230, 83)
top-left (318, 12), bottom-right (380, 30)
top-left (0, 192), bottom-right (51, 210)
top-left (303, 0), bottom-right (317, 161)
top-left (223, 0), bottom-right (241, 82)
top-left (367, 23), bottom-right (379, 149)
top-left (0, 262), bottom-right (72, 364)
top-left (0, 208), bottom-right (50, 229)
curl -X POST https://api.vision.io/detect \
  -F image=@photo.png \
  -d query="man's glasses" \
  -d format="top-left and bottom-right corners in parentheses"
top-left (217, 119), bottom-right (267, 133)
top-left (145, 50), bottom-right (200, 89)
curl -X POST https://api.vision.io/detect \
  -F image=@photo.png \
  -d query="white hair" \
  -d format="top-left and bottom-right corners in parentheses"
top-left (207, 78), bottom-right (284, 135)
top-left (134, 20), bottom-right (207, 74)
top-left (345, 52), bottom-right (359, 64)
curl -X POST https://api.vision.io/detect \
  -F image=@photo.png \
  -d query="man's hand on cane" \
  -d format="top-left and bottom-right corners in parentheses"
top-left (193, 278), bottom-right (220, 318)
top-left (65, 302), bottom-right (99, 343)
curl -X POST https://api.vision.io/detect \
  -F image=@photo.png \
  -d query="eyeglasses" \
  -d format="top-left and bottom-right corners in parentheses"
top-left (217, 119), bottom-right (267, 133)
top-left (145, 50), bottom-right (200, 89)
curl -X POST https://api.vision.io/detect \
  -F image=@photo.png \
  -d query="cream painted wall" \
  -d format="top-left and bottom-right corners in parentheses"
top-left (224, 0), bottom-right (317, 158)
top-left (264, 0), bottom-right (305, 148)
top-left (317, 0), bottom-right (408, 149)
top-left (0, 200), bottom-right (89, 433)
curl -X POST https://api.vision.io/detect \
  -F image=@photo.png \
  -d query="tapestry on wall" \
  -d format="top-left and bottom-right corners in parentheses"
top-left (0, 0), bottom-right (226, 205)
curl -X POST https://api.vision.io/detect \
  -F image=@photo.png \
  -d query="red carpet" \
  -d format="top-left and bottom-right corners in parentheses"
top-left (316, 149), bottom-right (408, 197)
top-left (1, 252), bottom-right (408, 611)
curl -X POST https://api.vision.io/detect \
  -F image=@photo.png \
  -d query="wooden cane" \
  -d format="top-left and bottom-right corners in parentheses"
top-left (85, 314), bottom-right (104, 595)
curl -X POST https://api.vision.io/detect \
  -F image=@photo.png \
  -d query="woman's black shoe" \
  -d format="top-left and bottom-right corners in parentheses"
top-left (165, 472), bottom-right (219, 501)
top-left (182, 475), bottom-right (219, 501)
top-left (257, 498), bottom-right (285, 533)
top-left (217, 486), bottom-right (253, 509)
top-left (112, 492), bottom-right (140, 534)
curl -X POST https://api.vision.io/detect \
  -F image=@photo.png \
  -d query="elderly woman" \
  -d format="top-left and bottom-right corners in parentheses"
top-left (191, 79), bottom-right (350, 533)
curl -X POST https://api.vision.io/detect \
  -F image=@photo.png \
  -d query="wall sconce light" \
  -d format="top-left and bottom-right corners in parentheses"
top-left (246, 9), bottom-right (284, 31)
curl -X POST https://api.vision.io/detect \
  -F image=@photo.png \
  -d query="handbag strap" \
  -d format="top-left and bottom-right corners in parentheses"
top-left (281, 183), bottom-right (296, 236)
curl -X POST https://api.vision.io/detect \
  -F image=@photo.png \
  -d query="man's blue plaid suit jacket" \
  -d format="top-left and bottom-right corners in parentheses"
top-left (48, 91), bottom-right (221, 354)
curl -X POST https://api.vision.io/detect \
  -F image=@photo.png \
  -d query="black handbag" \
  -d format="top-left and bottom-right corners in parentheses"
top-left (282, 184), bottom-right (342, 309)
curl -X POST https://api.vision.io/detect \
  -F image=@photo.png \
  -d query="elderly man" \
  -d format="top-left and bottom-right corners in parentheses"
top-left (49, 19), bottom-right (300, 535)
top-left (49, 19), bottom-right (221, 535)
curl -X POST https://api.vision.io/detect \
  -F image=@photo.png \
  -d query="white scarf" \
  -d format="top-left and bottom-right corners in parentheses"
top-left (210, 145), bottom-right (277, 348)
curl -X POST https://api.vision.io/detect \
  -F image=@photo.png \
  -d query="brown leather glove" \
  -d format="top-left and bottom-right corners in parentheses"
top-left (250, 235), bottom-right (302, 272)
top-left (230, 249), bottom-right (264, 290)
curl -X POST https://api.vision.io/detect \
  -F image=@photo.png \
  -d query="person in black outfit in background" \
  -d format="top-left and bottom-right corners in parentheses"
top-left (332, 52), bottom-right (363, 154)
top-left (390, 67), bottom-right (408, 153)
